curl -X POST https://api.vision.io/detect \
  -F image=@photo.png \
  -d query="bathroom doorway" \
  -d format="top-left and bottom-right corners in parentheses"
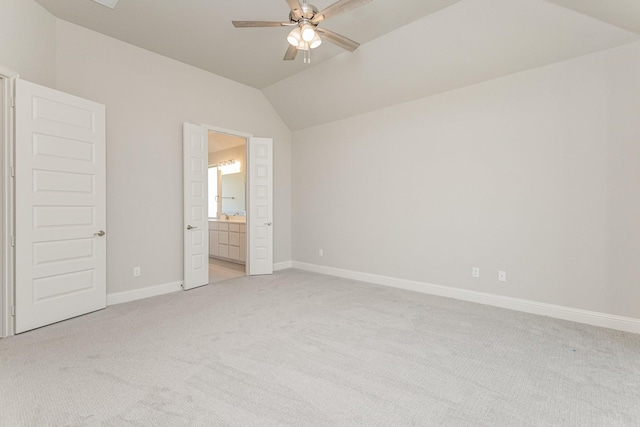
top-left (207, 130), bottom-right (247, 284)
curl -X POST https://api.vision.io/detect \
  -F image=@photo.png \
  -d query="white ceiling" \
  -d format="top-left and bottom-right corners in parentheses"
top-left (548, 0), bottom-right (640, 34)
top-left (265, 0), bottom-right (640, 129)
top-left (34, 0), bottom-right (461, 89)
top-left (34, 0), bottom-right (640, 130)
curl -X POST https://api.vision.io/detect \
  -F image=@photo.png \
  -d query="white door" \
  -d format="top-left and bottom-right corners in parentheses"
top-left (183, 123), bottom-right (209, 290)
top-left (248, 137), bottom-right (273, 275)
top-left (15, 79), bottom-right (106, 333)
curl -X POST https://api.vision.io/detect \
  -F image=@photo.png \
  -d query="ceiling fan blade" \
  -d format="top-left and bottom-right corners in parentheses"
top-left (311, 0), bottom-right (372, 24)
top-left (232, 21), bottom-right (289, 28)
top-left (316, 28), bottom-right (360, 52)
top-left (285, 0), bottom-right (303, 20)
top-left (283, 45), bottom-right (298, 61)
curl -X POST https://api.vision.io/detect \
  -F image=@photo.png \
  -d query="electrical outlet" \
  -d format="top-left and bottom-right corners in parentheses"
top-left (133, 267), bottom-right (141, 277)
top-left (472, 267), bottom-right (480, 278)
top-left (319, 249), bottom-right (324, 257)
top-left (498, 271), bottom-right (506, 282)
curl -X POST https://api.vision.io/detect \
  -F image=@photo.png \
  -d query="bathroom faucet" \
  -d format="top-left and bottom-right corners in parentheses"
top-left (221, 213), bottom-right (229, 220)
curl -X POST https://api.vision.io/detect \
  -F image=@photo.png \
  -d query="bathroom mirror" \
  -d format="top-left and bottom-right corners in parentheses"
top-left (221, 172), bottom-right (246, 216)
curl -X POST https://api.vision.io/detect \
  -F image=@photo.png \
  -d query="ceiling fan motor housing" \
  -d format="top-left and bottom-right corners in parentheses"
top-left (290, 3), bottom-right (319, 22)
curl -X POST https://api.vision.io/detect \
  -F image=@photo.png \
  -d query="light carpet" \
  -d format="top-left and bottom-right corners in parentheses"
top-left (1, 269), bottom-right (639, 426)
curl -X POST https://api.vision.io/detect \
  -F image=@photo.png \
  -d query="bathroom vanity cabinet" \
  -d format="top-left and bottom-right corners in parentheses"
top-left (209, 220), bottom-right (246, 263)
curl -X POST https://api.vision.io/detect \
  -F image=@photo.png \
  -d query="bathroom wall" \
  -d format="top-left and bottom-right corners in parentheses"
top-left (209, 144), bottom-right (248, 216)
top-left (208, 145), bottom-right (247, 173)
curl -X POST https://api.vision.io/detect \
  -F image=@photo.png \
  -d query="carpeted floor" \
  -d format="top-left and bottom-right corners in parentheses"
top-left (1, 269), bottom-right (639, 426)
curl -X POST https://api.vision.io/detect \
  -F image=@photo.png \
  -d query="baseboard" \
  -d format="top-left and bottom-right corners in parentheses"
top-left (107, 281), bottom-right (183, 306)
top-left (106, 262), bottom-right (293, 306)
top-left (273, 260), bottom-right (293, 271)
top-left (291, 261), bottom-right (640, 335)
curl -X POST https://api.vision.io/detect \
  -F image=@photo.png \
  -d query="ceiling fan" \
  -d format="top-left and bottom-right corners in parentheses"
top-left (232, 0), bottom-right (372, 63)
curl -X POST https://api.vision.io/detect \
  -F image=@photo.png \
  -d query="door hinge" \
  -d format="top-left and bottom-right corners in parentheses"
top-left (9, 166), bottom-right (15, 177)
top-left (11, 306), bottom-right (15, 316)
top-left (10, 96), bottom-right (15, 109)
top-left (10, 236), bottom-right (15, 247)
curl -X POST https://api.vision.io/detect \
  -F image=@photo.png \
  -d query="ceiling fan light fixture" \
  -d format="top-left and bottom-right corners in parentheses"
top-left (287, 27), bottom-right (302, 47)
top-left (309, 33), bottom-right (322, 49)
top-left (232, 0), bottom-right (368, 64)
top-left (301, 23), bottom-right (316, 42)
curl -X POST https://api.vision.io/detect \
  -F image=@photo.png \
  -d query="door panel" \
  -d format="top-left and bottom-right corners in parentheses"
top-left (248, 138), bottom-right (273, 275)
top-left (15, 79), bottom-right (106, 333)
top-left (183, 123), bottom-right (209, 290)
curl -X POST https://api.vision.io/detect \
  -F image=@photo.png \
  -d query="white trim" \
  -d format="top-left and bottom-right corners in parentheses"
top-left (273, 261), bottom-right (292, 271)
top-left (0, 67), bottom-right (17, 338)
top-left (197, 124), bottom-right (256, 280)
top-left (292, 261), bottom-right (640, 335)
top-left (0, 66), bottom-right (18, 79)
top-left (201, 124), bottom-right (253, 139)
top-left (107, 281), bottom-right (183, 306)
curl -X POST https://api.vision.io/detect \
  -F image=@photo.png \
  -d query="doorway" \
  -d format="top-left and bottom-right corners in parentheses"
top-left (207, 131), bottom-right (247, 284)
top-left (183, 123), bottom-right (273, 290)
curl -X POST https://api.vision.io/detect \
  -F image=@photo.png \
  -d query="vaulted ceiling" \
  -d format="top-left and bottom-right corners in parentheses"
top-left (35, 0), bottom-right (640, 130)
top-left (35, 0), bottom-right (461, 89)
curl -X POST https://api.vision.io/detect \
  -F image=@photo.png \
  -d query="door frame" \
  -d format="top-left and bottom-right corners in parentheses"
top-left (0, 65), bottom-right (18, 338)
top-left (201, 124), bottom-right (252, 275)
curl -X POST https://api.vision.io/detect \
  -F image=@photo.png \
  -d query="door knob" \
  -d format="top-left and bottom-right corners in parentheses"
top-left (265, 222), bottom-right (272, 226)
top-left (94, 230), bottom-right (106, 237)
top-left (187, 225), bottom-right (197, 230)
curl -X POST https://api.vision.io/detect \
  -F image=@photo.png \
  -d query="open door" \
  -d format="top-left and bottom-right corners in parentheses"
top-left (15, 79), bottom-right (106, 333)
top-left (248, 137), bottom-right (273, 275)
top-left (183, 123), bottom-right (209, 290)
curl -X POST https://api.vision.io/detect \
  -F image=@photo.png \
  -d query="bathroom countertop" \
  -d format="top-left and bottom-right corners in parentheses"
top-left (209, 218), bottom-right (246, 224)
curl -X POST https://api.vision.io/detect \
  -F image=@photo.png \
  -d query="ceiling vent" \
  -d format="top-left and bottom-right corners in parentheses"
top-left (93, 0), bottom-right (119, 9)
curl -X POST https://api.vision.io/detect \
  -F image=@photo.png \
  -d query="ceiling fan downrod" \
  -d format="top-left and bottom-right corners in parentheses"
top-left (231, 0), bottom-right (370, 63)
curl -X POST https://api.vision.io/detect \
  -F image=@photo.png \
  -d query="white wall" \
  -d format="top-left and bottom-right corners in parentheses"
top-left (0, 0), bottom-right (56, 87)
top-left (292, 41), bottom-right (640, 319)
top-left (55, 20), bottom-right (292, 295)
top-left (604, 42), bottom-right (640, 318)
